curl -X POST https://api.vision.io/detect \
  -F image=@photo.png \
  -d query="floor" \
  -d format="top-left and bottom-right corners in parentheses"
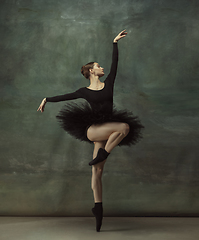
top-left (0, 217), bottom-right (198, 240)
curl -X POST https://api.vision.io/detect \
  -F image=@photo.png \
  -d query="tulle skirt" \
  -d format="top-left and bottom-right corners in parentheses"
top-left (56, 101), bottom-right (144, 146)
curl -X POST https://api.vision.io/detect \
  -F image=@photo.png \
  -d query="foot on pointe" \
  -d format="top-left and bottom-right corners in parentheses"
top-left (92, 202), bottom-right (103, 232)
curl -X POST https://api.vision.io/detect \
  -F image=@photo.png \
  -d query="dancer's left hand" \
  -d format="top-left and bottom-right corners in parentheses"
top-left (113, 30), bottom-right (127, 43)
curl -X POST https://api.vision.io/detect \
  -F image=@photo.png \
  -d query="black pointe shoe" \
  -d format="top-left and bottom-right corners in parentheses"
top-left (89, 148), bottom-right (110, 166)
top-left (92, 204), bottom-right (103, 232)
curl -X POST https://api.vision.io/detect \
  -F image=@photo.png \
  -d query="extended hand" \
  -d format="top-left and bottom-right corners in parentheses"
top-left (113, 29), bottom-right (127, 43)
top-left (37, 98), bottom-right (46, 113)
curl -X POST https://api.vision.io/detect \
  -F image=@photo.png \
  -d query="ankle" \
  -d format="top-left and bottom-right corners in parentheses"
top-left (103, 148), bottom-right (110, 154)
top-left (95, 202), bottom-right (102, 207)
top-left (89, 148), bottom-right (110, 166)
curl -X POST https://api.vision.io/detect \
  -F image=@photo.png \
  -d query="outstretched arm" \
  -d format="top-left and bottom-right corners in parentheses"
top-left (37, 89), bottom-right (82, 113)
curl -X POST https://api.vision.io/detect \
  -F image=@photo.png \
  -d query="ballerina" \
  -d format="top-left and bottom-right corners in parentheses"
top-left (37, 29), bottom-right (144, 232)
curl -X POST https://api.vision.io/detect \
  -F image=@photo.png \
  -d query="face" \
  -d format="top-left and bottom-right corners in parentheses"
top-left (90, 62), bottom-right (104, 77)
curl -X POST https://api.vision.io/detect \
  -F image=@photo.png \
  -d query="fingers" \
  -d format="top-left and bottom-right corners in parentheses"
top-left (37, 105), bottom-right (44, 112)
top-left (117, 30), bottom-right (127, 40)
top-left (119, 29), bottom-right (126, 34)
top-left (120, 29), bottom-right (127, 35)
top-left (121, 32), bottom-right (127, 37)
top-left (114, 29), bottom-right (127, 42)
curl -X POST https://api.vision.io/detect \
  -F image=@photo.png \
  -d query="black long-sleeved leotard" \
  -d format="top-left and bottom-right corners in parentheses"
top-left (46, 42), bottom-right (118, 114)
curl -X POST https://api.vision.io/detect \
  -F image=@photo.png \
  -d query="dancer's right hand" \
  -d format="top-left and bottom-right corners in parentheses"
top-left (37, 98), bottom-right (46, 113)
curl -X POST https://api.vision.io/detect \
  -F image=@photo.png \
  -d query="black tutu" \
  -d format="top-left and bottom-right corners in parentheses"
top-left (56, 102), bottom-right (144, 146)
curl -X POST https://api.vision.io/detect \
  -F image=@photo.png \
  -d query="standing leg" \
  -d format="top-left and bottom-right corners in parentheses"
top-left (91, 140), bottom-right (107, 232)
top-left (91, 141), bottom-right (107, 203)
top-left (87, 122), bottom-right (130, 231)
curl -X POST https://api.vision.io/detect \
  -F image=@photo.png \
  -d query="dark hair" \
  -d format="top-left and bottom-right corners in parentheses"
top-left (81, 62), bottom-right (95, 79)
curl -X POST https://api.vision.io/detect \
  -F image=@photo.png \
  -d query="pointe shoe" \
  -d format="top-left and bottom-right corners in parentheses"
top-left (89, 148), bottom-right (110, 166)
top-left (92, 206), bottom-right (103, 232)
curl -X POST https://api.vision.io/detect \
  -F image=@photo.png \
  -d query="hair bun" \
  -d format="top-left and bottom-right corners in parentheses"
top-left (81, 62), bottom-right (95, 79)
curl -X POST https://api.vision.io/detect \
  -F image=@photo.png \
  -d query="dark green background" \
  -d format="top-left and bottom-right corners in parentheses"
top-left (0, 0), bottom-right (199, 216)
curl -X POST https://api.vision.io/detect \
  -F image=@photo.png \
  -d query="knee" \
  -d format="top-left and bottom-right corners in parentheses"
top-left (91, 166), bottom-right (103, 190)
top-left (93, 166), bottom-right (104, 177)
top-left (96, 166), bottom-right (104, 176)
top-left (121, 123), bottom-right (130, 136)
top-left (87, 127), bottom-right (94, 142)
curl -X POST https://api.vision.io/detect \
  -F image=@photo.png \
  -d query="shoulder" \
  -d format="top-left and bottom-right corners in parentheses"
top-left (75, 87), bottom-right (87, 97)
top-left (76, 87), bottom-right (86, 93)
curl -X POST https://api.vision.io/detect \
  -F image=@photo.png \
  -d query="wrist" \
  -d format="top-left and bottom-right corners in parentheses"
top-left (113, 40), bottom-right (118, 43)
top-left (43, 98), bottom-right (47, 103)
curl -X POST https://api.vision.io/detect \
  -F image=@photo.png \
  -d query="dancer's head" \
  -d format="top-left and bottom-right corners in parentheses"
top-left (81, 62), bottom-right (104, 79)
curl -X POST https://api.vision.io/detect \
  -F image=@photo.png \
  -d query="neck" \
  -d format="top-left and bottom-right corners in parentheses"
top-left (89, 75), bottom-right (102, 87)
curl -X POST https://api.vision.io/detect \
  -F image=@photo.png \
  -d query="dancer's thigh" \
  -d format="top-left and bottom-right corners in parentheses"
top-left (87, 122), bottom-right (125, 142)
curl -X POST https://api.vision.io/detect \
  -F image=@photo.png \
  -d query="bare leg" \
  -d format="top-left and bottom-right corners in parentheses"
top-left (91, 141), bottom-right (107, 203)
top-left (87, 122), bottom-right (130, 153)
top-left (88, 122), bottom-right (130, 201)
top-left (104, 131), bottom-right (127, 153)
top-left (88, 123), bottom-right (130, 232)
top-left (91, 141), bottom-right (107, 232)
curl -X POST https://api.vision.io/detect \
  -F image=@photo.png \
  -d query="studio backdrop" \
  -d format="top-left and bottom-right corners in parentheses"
top-left (0, 0), bottom-right (199, 216)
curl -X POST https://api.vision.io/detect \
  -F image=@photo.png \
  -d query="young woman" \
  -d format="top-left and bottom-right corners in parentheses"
top-left (37, 30), bottom-right (144, 232)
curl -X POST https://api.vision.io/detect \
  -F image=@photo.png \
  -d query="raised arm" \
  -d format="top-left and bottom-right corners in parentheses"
top-left (105, 42), bottom-right (118, 83)
top-left (105, 30), bottom-right (127, 85)
top-left (37, 89), bottom-right (82, 113)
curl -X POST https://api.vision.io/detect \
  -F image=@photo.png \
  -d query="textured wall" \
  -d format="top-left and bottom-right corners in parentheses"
top-left (0, 0), bottom-right (199, 216)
